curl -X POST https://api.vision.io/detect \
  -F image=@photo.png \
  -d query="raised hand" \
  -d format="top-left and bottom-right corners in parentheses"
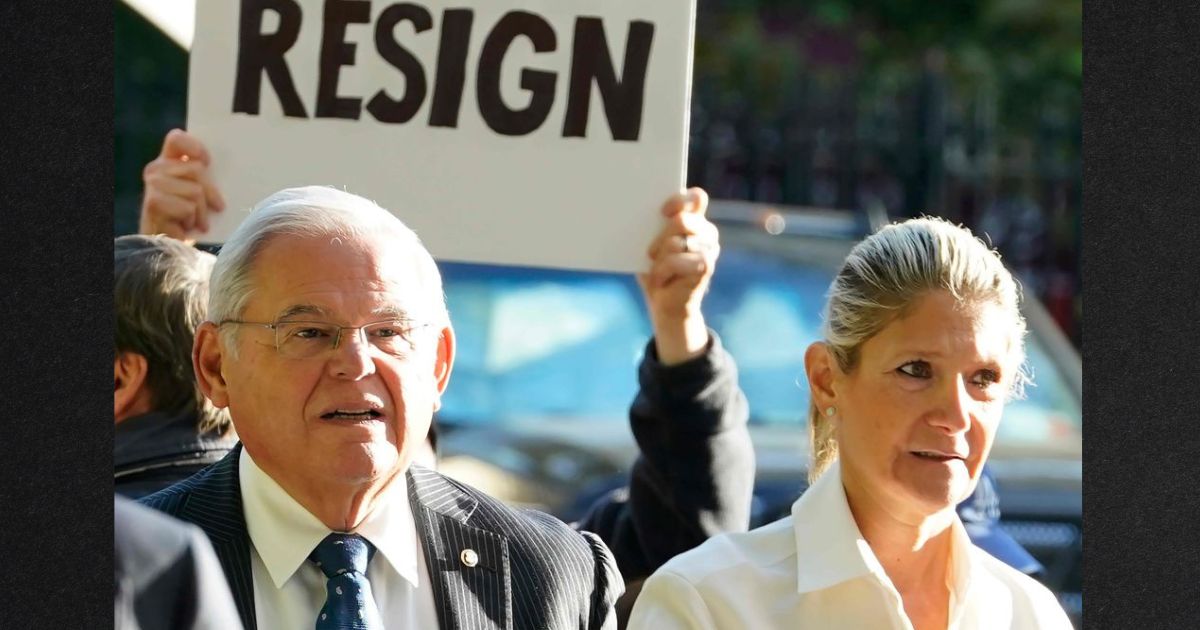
top-left (638, 188), bottom-right (719, 365)
top-left (139, 129), bottom-right (225, 241)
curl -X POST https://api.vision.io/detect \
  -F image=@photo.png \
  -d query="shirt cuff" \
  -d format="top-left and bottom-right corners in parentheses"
top-left (639, 329), bottom-right (730, 398)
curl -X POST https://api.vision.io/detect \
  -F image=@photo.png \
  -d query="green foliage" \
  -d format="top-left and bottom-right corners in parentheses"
top-left (695, 0), bottom-right (1080, 135)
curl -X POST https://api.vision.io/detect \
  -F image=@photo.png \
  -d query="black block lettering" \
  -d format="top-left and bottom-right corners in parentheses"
top-left (366, 3), bottom-right (433, 124)
top-left (476, 11), bottom-right (557, 136)
top-left (428, 9), bottom-right (474, 128)
top-left (232, 0), bottom-right (308, 118)
top-left (315, 0), bottom-right (370, 119)
top-left (562, 18), bottom-right (654, 141)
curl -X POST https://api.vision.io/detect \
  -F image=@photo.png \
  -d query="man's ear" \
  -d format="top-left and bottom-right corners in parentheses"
top-left (114, 351), bottom-right (150, 422)
top-left (193, 321), bottom-right (231, 409)
top-left (431, 325), bottom-right (456, 412)
top-left (804, 342), bottom-right (841, 411)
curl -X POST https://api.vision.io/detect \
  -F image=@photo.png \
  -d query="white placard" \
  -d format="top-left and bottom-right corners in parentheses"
top-left (188, 0), bottom-right (695, 273)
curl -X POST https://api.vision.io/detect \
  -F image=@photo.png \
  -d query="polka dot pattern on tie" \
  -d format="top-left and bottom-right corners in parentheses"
top-left (308, 533), bottom-right (384, 629)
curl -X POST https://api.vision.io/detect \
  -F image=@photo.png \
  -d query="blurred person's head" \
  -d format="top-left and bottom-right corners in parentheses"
top-left (803, 217), bottom-right (1027, 523)
top-left (115, 235), bottom-right (231, 436)
top-left (193, 186), bottom-right (453, 523)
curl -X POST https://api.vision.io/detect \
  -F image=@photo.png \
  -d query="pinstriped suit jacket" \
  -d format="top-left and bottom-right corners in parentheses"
top-left (139, 446), bottom-right (622, 630)
top-left (138, 334), bottom-right (750, 629)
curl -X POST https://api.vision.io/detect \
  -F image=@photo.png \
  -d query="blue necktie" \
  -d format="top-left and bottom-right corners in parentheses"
top-left (309, 533), bottom-right (384, 630)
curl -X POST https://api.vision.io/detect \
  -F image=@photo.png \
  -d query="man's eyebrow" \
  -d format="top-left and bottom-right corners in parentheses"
top-left (371, 305), bottom-right (414, 320)
top-left (275, 304), bottom-right (330, 320)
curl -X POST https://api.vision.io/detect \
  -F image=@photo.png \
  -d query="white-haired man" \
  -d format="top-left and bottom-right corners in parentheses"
top-left (139, 163), bottom-right (751, 629)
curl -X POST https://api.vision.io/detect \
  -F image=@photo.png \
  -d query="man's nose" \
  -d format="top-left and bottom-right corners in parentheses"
top-left (328, 327), bottom-right (376, 380)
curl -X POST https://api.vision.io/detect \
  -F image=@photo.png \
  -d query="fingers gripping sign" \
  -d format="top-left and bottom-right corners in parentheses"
top-left (639, 187), bottom-right (718, 365)
top-left (140, 129), bottom-right (227, 241)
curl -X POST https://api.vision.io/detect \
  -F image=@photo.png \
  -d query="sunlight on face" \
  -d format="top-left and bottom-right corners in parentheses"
top-left (834, 290), bottom-right (1019, 523)
top-left (221, 233), bottom-right (448, 494)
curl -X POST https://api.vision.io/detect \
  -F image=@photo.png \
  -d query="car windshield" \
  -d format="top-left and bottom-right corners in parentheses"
top-left (438, 236), bottom-right (1081, 453)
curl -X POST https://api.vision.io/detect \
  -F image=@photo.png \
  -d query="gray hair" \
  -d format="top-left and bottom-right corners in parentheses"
top-left (208, 186), bottom-right (449, 349)
top-left (114, 235), bottom-right (232, 435)
top-left (808, 217), bottom-right (1028, 483)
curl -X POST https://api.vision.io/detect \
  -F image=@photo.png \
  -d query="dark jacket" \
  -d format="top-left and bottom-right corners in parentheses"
top-left (115, 407), bottom-right (237, 499)
top-left (114, 496), bottom-right (243, 630)
top-left (576, 333), bottom-right (754, 582)
top-left (140, 448), bottom-right (622, 630)
top-left (139, 334), bottom-right (753, 629)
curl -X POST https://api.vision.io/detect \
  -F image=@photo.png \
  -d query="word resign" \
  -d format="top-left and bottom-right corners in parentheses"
top-left (232, 0), bottom-right (657, 140)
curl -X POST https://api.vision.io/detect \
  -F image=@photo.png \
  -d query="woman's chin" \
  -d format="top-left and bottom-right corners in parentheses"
top-left (902, 468), bottom-right (972, 514)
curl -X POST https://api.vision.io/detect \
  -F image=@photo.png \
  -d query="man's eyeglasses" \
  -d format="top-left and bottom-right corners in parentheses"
top-left (219, 319), bottom-right (433, 359)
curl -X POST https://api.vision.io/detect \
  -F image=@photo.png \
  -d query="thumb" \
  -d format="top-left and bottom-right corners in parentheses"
top-left (684, 187), bottom-right (709, 217)
top-left (161, 129), bottom-right (212, 165)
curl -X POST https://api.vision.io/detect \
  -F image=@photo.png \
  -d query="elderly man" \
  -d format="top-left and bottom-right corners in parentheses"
top-left (115, 234), bottom-right (237, 498)
top-left (140, 179), bottom-right (749, 629)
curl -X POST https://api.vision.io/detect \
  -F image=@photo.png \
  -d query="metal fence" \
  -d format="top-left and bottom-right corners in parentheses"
top-left (684, 60), bottom-right (1081, 344)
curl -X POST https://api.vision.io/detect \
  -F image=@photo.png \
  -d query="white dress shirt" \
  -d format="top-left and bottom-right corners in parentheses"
top-left (239, 450), bottom-right (439, 630)
top-left (628, 462), bottom-right (1073, 630)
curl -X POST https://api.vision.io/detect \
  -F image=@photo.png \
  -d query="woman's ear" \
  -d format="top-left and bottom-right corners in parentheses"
top-left (804, 342), bottom-right (840, 410)
top-left (193, 321), bottom-right (231, 409)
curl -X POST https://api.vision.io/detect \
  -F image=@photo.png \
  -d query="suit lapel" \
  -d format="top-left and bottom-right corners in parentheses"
top-left (177, 445), bottom-right (258, 630)
top-left (408, 466), bottom-right (511, 630)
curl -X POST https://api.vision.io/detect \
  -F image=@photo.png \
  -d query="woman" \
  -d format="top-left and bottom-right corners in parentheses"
top-left (627, 218), bottom-right (1073, 629)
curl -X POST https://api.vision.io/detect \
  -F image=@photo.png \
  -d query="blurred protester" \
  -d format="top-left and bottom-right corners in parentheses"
top-left (115, 235), bottom-right (237, 498)
top-left (138, 180), bottom-right (751, 629)
top-left (629, 218), bottom-right (1072, 629)
top-left (115, 496), bottom-right (242, 630)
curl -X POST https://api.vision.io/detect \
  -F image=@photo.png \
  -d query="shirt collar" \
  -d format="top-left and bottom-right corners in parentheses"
top-left (791, 462), bottom-right (882, 593)
top-left (945, 514), bottom-right (976, 625)
top-left (791, 461), bottom-right (977, 614)
top-left (239, 450), bottom-right (421, 590)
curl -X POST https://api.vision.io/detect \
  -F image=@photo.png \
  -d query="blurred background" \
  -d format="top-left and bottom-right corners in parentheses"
top-left (115, 0), bottom-right (1081, 623)
top-left (116, 0), bottom-right (1081, 347)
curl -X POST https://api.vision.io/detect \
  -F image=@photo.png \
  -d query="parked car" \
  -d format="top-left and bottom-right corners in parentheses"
top-left (432, 201), bottom-right (1082, 625)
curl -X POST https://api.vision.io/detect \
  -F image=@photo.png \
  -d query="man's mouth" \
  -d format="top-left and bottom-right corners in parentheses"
top-left (321, 409), bottom-right (384, 421)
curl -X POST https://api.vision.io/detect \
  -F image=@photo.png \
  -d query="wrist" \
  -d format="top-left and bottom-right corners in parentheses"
top-left (652, 313), bottom-right (709, 366)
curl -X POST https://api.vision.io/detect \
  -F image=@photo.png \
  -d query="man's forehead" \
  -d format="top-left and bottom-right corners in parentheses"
top-left (244, 231), bottom-right (438, 317)
top-left (272, 301), bottom-right (418, 321)
top-left (251, 233), bottom-right (426, 280)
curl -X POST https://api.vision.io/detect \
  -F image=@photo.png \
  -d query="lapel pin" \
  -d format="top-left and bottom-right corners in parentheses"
top-left (460, 548), bottom-right (479, 568)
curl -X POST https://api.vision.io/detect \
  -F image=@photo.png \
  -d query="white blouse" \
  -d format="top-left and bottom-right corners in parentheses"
top-left (627, 462), bottom-right (1073, 630)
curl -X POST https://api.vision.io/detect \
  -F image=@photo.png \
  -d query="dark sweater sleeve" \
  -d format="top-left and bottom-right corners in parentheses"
top-left (576, 330), bottom-right (754, 583)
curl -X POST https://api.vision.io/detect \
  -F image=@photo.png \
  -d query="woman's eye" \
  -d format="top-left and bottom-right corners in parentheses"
top-left (897, 361), bottom-right (932, 379)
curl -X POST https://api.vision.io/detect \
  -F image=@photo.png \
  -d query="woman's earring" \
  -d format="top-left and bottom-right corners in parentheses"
top-left (825, 407), bottom-right (836, 418)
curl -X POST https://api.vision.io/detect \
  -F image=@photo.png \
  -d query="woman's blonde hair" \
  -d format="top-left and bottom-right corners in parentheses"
top-left (808, 217), bottom-right (1028, 483)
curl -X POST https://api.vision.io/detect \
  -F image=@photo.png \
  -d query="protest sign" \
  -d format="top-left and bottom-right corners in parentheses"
top-left (188, 0), bottom-right (696, 273)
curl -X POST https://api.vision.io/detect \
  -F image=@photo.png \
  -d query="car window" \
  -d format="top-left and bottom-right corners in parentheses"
top-left (436, 246), bottom-right (1081, 450)
top-left (998, 340), bottom-right (1082, 444)
top-left (440, 263), bottom-right (649, 425)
